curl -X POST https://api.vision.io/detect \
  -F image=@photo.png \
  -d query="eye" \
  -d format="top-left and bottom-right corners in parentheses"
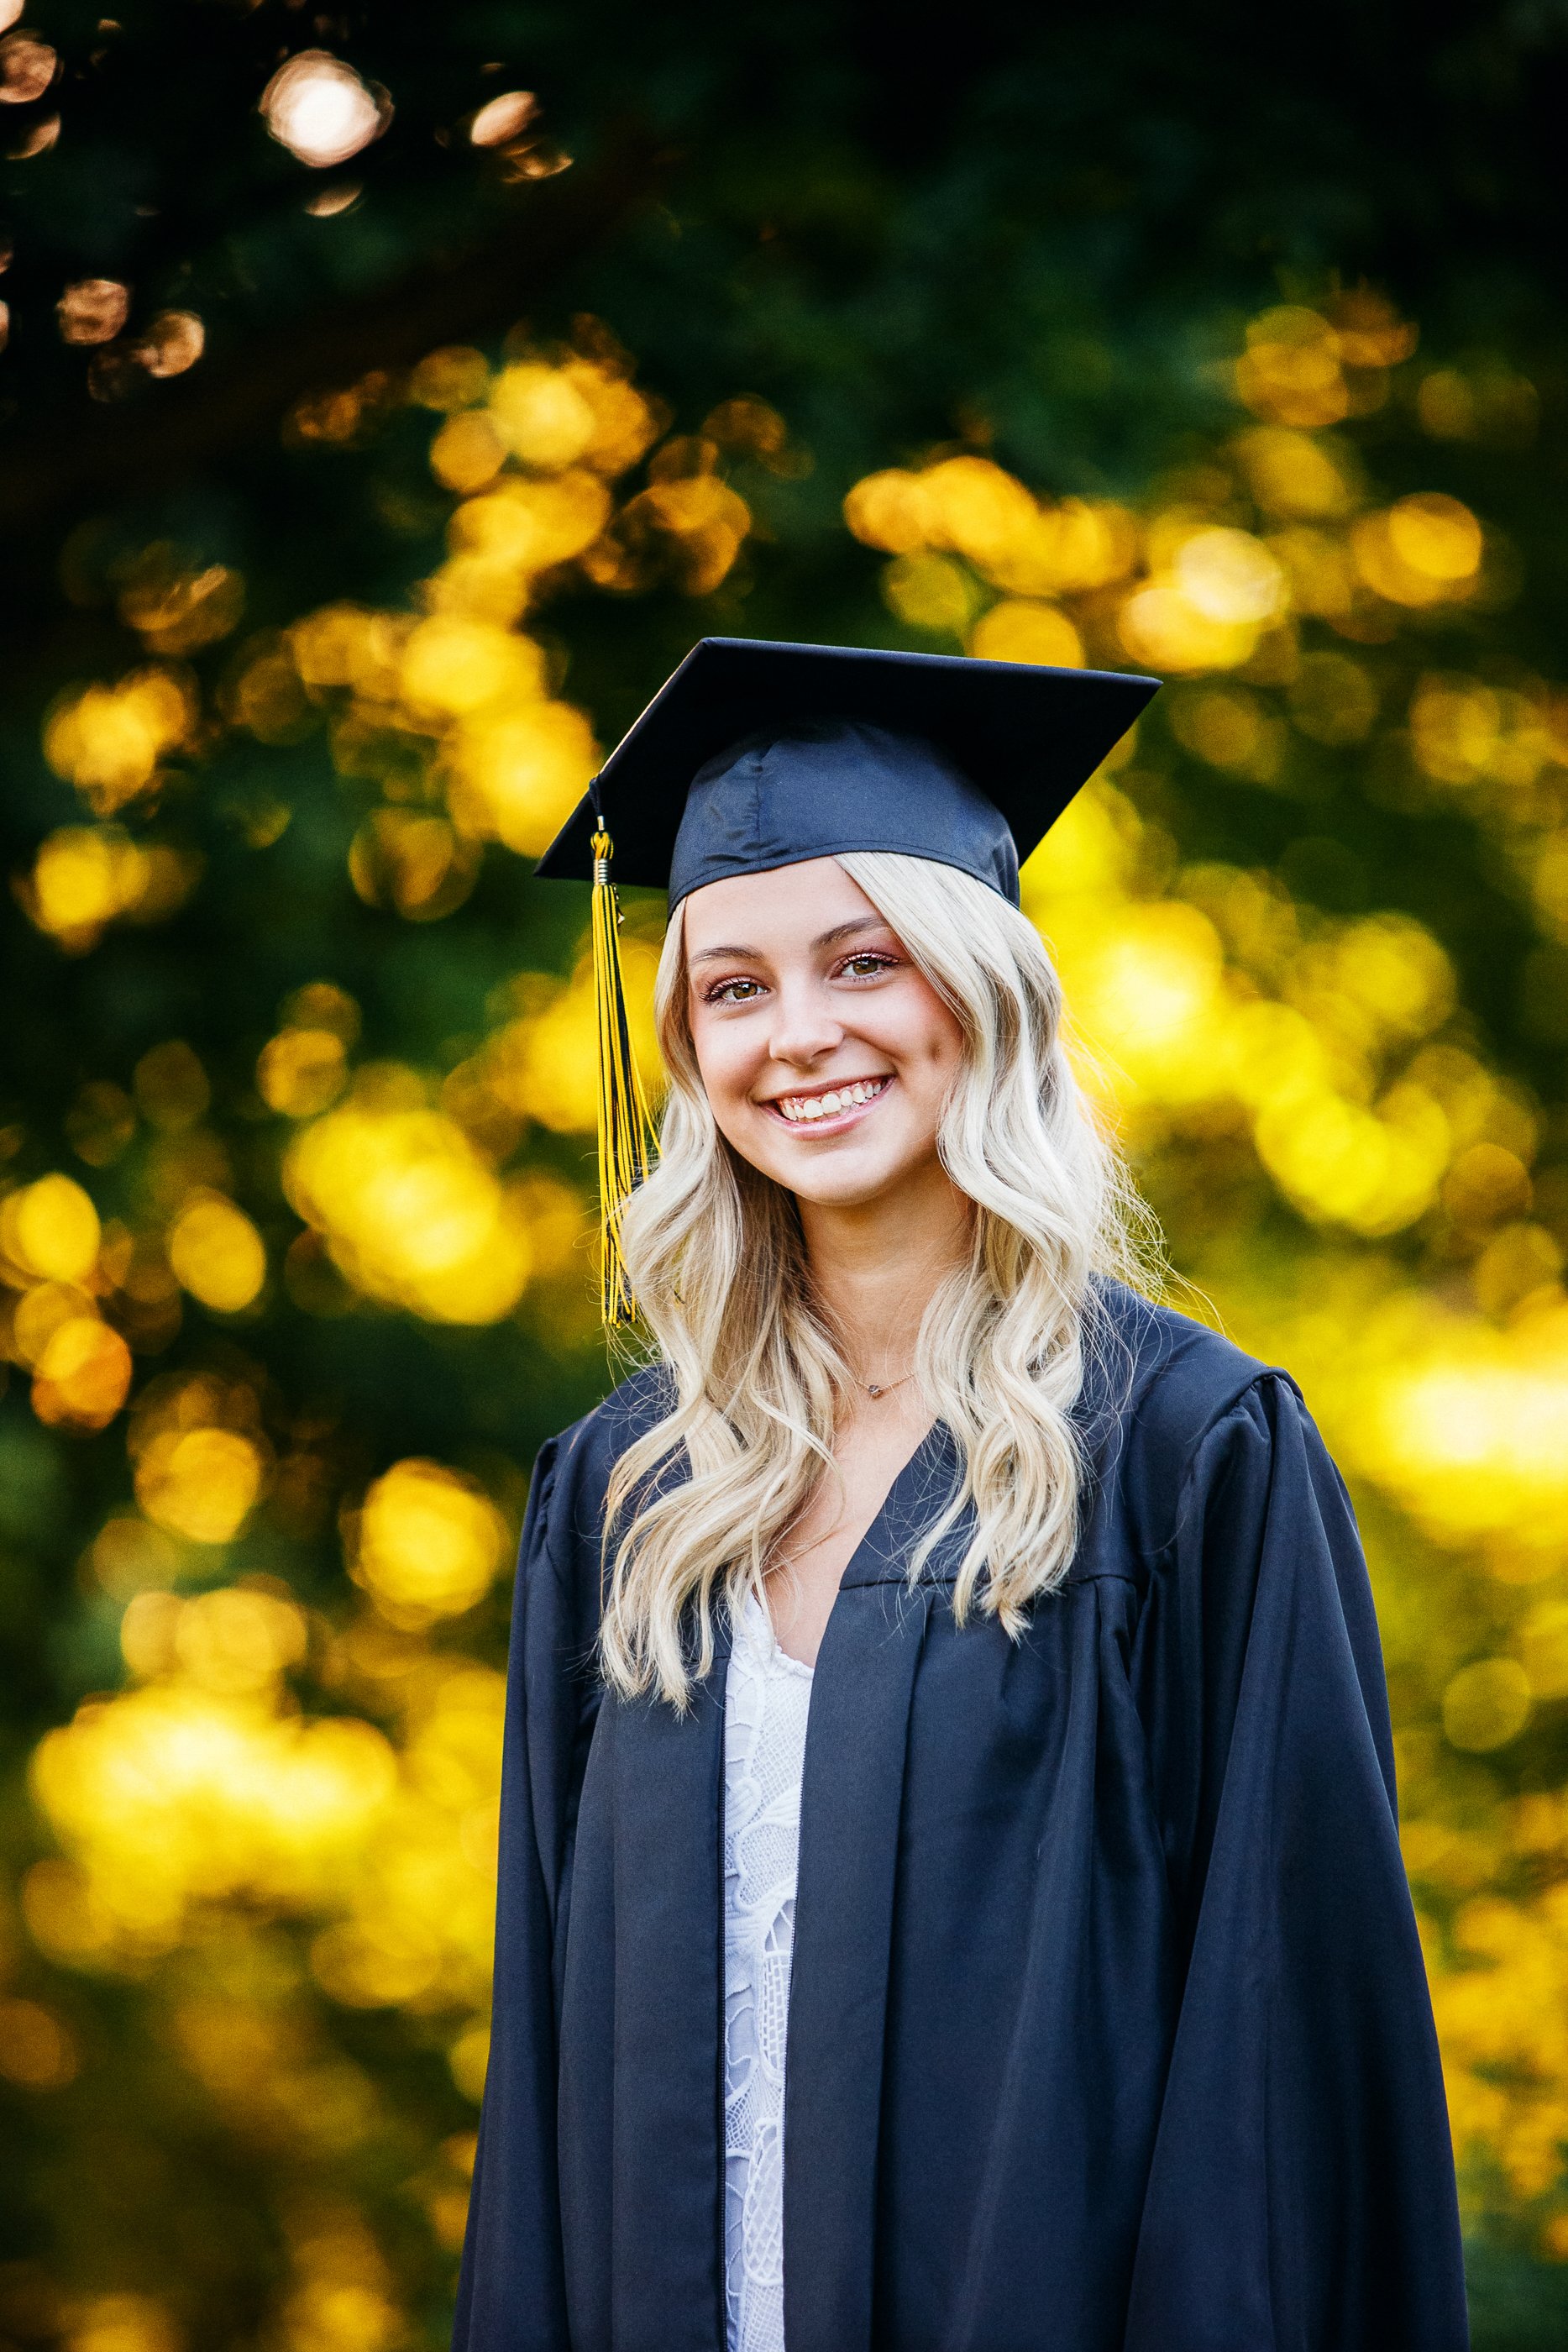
top-left (702, 975), bottom-right (767, 1006)
top-left (836, 950), bottom-right (900, 981)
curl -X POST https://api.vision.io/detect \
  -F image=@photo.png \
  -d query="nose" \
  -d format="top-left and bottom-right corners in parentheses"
top-left (766, 975), bottom-right (844, 1071)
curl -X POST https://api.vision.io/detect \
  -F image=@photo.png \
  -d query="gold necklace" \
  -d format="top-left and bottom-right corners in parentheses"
top-left (854, 1368), bottom-right (915, 1400)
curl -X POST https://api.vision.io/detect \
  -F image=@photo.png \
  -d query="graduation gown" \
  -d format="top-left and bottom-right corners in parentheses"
top-left (454, 1284), bottom-right (1468, 2351)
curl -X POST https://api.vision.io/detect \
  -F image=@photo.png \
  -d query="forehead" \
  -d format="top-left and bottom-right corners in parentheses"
top-left (679, 856), bottom-right (884, 953)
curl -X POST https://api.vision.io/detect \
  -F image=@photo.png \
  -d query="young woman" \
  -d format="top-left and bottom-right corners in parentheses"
top-left (455, 642), bottom-right (1467, 2352)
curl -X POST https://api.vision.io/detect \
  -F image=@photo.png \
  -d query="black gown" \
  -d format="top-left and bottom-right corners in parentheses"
top-left (454, 1284), bottom-right (1468, 2351)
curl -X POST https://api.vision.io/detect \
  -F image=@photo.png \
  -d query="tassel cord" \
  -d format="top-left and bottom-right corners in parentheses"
top-left (590, 827), bottom-right (658, 1326)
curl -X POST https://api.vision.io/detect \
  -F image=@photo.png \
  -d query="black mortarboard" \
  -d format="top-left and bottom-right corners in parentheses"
top-left (537, 637), bottom-right (1158, 906)
top-left (540, 637), bottom-right (1160, 1328)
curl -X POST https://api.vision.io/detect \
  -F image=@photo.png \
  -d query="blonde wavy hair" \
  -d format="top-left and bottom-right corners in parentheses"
top-left (600, 850), bottom-right (1153, 1704)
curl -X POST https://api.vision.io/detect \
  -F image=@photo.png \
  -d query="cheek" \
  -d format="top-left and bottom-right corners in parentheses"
top-left (886, 984), bottom-right (965, 1084)
top-left (928, 1000), bottom-right (967, 1074)
top-left (689, 1014), bottom-right (755, 1119)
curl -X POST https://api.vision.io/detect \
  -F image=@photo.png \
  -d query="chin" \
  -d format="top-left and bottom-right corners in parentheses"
top-left (773, 1152), bottom-right (912, 1209)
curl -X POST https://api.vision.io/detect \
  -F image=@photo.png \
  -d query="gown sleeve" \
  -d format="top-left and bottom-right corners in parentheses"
top-left (1125, 1371), bottom-right (1469, 2351)
top-left (453, 1432), bottom-right (588, 2352)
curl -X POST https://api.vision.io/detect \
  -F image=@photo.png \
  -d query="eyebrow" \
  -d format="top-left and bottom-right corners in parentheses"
top-left (687, 915), bottom-right (889, 967)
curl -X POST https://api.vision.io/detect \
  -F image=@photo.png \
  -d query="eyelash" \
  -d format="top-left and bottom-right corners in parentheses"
top-left (701, 950), bottom-right (900, 1005)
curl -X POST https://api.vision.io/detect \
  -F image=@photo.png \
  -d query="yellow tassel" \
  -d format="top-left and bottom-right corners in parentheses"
top-left (590, 825), bottom-right (658, 1327)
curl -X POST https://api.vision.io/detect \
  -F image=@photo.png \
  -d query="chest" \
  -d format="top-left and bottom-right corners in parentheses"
top-left (769, 1406), bottom-right (935, 1662)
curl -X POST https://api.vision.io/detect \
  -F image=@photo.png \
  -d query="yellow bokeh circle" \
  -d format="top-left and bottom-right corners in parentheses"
top-left (32, 1318), bottom-right (134, 1431)
top-left (135, 1428), bottom-right (265, 1546)
top-left (168, 1195), bottom-right (267, 1313)
top-left (352, 1459), bottom-right (510, 1624)
top-left (3, 1173), bottom-right (101, 1284)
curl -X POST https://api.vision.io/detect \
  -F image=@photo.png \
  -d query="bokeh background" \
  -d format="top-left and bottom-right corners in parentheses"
top-left (2, 3), bottom-right (1567, 2344)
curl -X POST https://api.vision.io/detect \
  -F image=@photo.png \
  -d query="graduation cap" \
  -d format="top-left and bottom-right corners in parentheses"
top-left (537, 637), bottom-right (1158, 1324)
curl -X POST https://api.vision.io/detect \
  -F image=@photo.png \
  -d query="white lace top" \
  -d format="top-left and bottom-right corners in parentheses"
top-left (722, 1592), bottom-right (814, 2352)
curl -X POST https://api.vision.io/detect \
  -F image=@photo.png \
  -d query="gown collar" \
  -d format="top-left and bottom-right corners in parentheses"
top-left (606, 1431), bottom-right (952, 2351)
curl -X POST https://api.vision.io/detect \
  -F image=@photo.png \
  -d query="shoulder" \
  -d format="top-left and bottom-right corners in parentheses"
top-left (1093, 1281), bottom-right (1285, 1432)
top-left (528, 1359), bottom-right (676, 1562)
top-left (548, 1357), bottom-right (674, 1473)
top-left (1081, 1282), bottom-right (1300, 1547)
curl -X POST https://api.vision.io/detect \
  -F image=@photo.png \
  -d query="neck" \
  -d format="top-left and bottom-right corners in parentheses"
top-left (794, 1160), bottom-right (973, 1386)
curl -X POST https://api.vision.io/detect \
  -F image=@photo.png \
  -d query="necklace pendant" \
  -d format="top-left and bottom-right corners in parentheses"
top-left (867, 1383), bottom-right (883, 1399)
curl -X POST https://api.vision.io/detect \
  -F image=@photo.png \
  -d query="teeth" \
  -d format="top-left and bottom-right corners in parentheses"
top-left (776, 1078), bottom-right (887, 1122)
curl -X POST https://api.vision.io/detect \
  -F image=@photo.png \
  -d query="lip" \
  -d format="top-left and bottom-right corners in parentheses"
top-left (758, 1074), bottom-right (894, 1138)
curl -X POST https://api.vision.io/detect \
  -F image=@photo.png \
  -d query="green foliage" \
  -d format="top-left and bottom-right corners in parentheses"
top-left (3, 5), bottom-right (1568, 2346)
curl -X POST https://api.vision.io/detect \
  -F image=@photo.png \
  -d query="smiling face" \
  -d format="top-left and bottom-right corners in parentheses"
top-left (682, 856), bottom-right (967, 1211)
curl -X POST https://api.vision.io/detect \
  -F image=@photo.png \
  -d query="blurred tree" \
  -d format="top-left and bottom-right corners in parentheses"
top-left (3, 5), bottom-right (1568, 2349)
